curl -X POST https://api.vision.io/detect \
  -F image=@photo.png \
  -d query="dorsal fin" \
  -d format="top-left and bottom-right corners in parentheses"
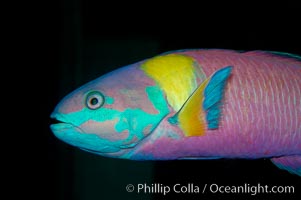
top-left (267, 51), bottom-right (301, 61)
top-left (169, 66), bottom-right (232, 137)
top-left (243, 51), bottom-right (301, 66)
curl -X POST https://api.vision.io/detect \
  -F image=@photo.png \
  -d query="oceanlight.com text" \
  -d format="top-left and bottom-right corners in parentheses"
top-left (126, 183), bottom-right (295, 196)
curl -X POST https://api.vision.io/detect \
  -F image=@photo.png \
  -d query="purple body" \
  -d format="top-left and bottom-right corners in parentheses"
top-left (130, 50), bottom-right (301, 160)
top-left (50, 49), bottom-right (301, 176)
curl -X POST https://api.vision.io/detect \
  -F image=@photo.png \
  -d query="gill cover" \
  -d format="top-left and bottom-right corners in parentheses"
top-left (141, 54), bottom-right (232, 137)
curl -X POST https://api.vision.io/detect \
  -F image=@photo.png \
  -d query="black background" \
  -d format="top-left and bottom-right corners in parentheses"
top-left (26, 1), bottom-right (301, 200)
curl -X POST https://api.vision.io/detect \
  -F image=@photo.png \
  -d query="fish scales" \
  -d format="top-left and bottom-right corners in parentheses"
top-left (165, 50), bottom-right (301, 157)
top-left (50, 49), bottom-right (301, 176)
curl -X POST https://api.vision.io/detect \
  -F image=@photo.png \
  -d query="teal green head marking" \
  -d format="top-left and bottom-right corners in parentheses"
top-left (50, 66), bottom-right (169, 158)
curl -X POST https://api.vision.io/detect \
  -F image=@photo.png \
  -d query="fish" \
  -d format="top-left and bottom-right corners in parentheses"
top-left (50, 49), bottom-right (301, 176)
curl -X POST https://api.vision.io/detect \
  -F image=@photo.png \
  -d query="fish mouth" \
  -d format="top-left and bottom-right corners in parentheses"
top-left (50, 113), bottom-right (83, 134)
top-left (50, 117), bottom-right (69, 128)
top-left (50, 113), bottom-right (129, 157)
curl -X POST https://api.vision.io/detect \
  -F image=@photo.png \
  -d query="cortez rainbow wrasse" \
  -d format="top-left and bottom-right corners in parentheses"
top-left (50, 49), bottom-right (301, 176)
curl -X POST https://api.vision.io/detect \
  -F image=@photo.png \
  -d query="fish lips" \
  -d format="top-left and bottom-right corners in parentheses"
top-left (49, 112), bottom-right (122, 154)
top-left (50, 112), bottom-right (83, 140)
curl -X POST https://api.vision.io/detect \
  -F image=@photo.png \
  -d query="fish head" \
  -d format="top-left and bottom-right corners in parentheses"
top-left (50, 64), bottom-right (170, 158)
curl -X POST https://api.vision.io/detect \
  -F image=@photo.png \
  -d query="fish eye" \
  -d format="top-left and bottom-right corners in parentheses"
top-left (85, 91), bottom-right (105, 110)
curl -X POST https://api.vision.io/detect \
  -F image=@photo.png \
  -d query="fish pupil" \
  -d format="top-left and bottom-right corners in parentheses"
top-left (90, 97), bottom-right (99, 105)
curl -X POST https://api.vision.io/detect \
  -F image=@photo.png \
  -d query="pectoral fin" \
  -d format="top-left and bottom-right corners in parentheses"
top-left (169, 66), bottom-right (232, 137)
top-left (203, 66), bottom-right (232, 129)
